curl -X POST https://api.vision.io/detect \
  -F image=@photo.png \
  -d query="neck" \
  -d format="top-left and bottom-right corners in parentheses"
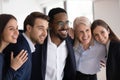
top-left (0, 42), bottom-right (8, 53)
top-left (24, 32), bottom-right (35, 45)
top-left (50, 32), bottom-right (63, 47)
top-left (82, 44), bottom-right (90, 50)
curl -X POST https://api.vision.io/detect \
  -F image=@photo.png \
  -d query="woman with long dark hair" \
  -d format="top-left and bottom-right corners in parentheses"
top-left (91, 19), bottom-right (120, 80)
top-left (0, 14), bottom-right (28, 80)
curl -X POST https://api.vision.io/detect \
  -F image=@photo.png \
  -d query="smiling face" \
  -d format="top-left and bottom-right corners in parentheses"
top-left (2, 19), bottom-right (19, 44)
top-left (93, 26), bottom-right (110, 45)
top-left (75, 24), bottom-right (92, 46)
top-left (28, 18), bottom-right (48, 44)
top-left (50, 13), bottom-right (69, 40)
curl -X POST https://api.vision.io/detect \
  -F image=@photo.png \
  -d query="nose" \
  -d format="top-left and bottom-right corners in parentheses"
top-left (98, 34), bottom-right (103, 40)
top-left (83, 32), bottom-right (87, 37)
top-left (62, 23), bottom-right (69, 30)
top-left (15, 29), bottom-right (19, 36)
top-left (42, 29), bottom-right (48, 37)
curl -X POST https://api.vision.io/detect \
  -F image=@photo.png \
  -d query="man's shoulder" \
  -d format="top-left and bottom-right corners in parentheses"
top-left (3, 33), bottom-right (30, 55)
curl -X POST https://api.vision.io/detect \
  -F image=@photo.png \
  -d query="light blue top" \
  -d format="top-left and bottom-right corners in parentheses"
top-left (74, 40), bottom-right (106, 74)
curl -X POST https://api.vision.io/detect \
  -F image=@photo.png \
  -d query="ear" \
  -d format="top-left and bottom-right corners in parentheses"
top-left (26, 25), bottom-right (32, 32)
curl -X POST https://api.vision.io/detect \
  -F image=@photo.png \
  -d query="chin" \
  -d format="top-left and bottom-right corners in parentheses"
top-left (39, 41), bottom-right (44, 44)
top-left (62, 35), bottom-right (68, 38)
top-left (11, 41), bottom-right (17, 43)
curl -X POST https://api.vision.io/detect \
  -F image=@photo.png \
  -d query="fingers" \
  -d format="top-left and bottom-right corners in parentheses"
top-left (100, 60), bottom-right (105, 64)
top-left (16, 49), bottom-right (26, 58)
top-left (10, 50), bottom-right (28, 71)
top-left (19, 50), bottom-right (28, 62)
top-left (11, 52), bottom-right (14, 60)
top-left (100, 60), bottom-right (106, 67)
top-left (12, 49), bottom-right (28, 62)
top-left (22, 56), bottom-right (28, 63)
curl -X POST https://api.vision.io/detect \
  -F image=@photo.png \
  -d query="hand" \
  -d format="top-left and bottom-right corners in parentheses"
top-left (100, 60), bottom-right (106, 67)
top-left (10, 50), bottom-right (28, 71)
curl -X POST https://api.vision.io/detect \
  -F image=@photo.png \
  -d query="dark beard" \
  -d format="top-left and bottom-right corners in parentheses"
top-left (57, 33), bottom-right (67, 41)
top-left (50, 29), bottom-right (68, 41)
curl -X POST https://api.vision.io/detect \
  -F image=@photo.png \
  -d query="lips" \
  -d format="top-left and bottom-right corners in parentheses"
top-left (12, 36), bottom-right (18, 40)
top-left (60, 30), bottom-right (67, 34)
top-left (40, 36), bottom-right (46, 41)
top-left (59, 29), bottom-right (68, 34)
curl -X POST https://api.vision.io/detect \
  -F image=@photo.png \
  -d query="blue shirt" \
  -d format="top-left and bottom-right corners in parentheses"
top-left (74, 40), bottom-right (106, 74)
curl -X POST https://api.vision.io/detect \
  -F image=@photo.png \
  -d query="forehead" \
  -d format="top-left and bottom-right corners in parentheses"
top-left (76, 24), bottom-right (90, 30)
top-left (34, 18), bottom-right (48, 24)
top-left (5, 19), bottom-right (17, 27)
top-left (7, 19), bottom-right (17, 24)
top-left (94, 26), bottom-right (106, 31)
top-left (53, 13), bottom-right (68, 21)
top-left (33, 18), bottom-right (48, 28)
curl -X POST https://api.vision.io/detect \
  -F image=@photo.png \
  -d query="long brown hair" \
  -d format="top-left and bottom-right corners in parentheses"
top-left (0, 14), bottom-right (17, 46)
top-left (91, 19), bottom-right (120, 42)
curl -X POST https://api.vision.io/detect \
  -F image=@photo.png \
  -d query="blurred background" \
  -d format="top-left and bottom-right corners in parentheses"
top-left (0, 0), bottom-right (119, 38)
top-left (0, 0), bottom-right (120, 38)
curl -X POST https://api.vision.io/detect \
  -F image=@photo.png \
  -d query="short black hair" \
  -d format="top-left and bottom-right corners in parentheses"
top-left (48, 7), bottom-right (67, 23)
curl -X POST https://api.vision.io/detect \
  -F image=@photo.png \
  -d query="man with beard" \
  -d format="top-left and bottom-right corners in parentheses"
top-left (31, 7), bottom-right (76, 80)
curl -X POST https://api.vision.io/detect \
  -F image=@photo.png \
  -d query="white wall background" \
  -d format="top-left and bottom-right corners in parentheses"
top-left (94, 1), bottom-right (120, 79)
top-left (94, 0), bottom-right (120, 38)
top-left (0, 0), bottom-right (120, 38)
top-left (0, 0), bottom-right (42, 29)
top-left (0, 0), bottom-right (2, 13)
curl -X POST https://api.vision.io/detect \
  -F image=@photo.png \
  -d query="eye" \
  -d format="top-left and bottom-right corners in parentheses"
top-left (65, 20), bottom-right (70, 25)
top-left (38, 27), bottom-right (44, 31)
top-left (94, 34), bottom-right (99, 37)
top-left (86, 29), bottom-right (90, 32)
top-left (58, 22), bottom-right (64, 26)
top-left (79, 31), bottom-right (84, 34)
top-left (101, 30), bottom-right (105, 34)
top-left (9, 27), bottom-right (17, 31)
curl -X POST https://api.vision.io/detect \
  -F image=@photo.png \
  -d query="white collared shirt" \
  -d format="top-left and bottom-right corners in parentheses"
top-left (74, 40), bottom-right (106, 74)
top-left (22, 33), bottom-right (35, 53)
top-left (45, 34), bottom-right (67, 80)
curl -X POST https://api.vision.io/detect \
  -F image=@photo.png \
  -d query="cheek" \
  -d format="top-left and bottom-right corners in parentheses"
top-left (95, 36), bottom-right (101, 43)
top-left (2, 34), bottom-right (11, 42)
top-left (95, 37), bottom-right (99, 41)
top-left (6, 32), bottom-right (13, 38)
top-left (104, 33), bottom-right (109, 38)
top-left (77, 34), bottom-right (82, 41)
top-left (44, 31), bottom-right (48, 37)
top-left (38, 31), bottom-right (43, 35)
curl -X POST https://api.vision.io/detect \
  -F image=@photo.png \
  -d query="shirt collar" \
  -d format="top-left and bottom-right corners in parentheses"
top-left (48, 32), bottom-right (66, 47)
top-left (22, 33), bottom-right (35, 53)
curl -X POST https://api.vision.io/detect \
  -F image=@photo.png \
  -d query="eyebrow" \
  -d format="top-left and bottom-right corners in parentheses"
top-left (36, 25), bottom-right (46, 28)
top-left (7, 26), bottom-right (18, 28)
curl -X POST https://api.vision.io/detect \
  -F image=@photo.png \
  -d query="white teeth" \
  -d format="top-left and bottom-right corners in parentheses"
top-left (61, 30), bottom-right (67, 34)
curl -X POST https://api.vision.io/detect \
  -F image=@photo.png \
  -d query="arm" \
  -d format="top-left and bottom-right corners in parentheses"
top-left (4, 50), bottom-right (28, 80)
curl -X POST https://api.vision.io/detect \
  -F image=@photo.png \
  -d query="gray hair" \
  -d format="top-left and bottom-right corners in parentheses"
top-left (73, 16), bottom-right (92, 48)
top-left (73, 16), bottom-right (91, 29)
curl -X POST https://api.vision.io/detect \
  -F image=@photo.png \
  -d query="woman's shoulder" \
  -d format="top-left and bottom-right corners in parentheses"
top-left (109, 41), bottom-right (120, 51)
top-left (110, 40), bottom-right (120, 46)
